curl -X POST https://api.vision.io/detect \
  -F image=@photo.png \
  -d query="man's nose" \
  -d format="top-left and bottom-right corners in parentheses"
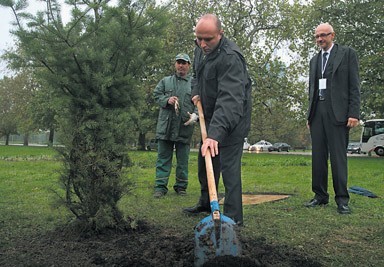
top-left (200, 40), bottom-right (208, 48)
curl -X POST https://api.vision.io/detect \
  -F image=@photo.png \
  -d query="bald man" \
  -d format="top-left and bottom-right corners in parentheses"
top-left (306, 23), bottom-right (360, 214)
top-left (182, 14), bottom-right (252, 226)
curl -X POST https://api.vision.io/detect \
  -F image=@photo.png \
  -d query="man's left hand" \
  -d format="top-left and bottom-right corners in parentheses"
top-left (201, 138), bottom-right (219, 157)
top-left (184, 112), bottom-right (198, 126)
top-left (347, 118), bottom-right (359, 128)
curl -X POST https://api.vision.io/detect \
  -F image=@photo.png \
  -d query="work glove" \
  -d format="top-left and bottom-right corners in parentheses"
top-left (184, 112), bottom-right (198, 126)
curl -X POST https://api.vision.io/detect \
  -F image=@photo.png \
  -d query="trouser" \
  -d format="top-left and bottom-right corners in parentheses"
top-left (155, 139), bottom-right (190, 193)
top-left (310, 101), bottom-right (349, 206)
top-left (198, 142), bottom-right (244, 224)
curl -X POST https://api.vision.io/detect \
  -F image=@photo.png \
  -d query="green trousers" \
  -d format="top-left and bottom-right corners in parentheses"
top-left (155, 139), bottom-right (190, 193)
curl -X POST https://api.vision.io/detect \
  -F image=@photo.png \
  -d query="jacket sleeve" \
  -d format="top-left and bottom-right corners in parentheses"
top-left (191, 47), bottom-right (200, 98)
top-left (153, 77), bottom-right (171, 108)
top-left (347, 48), bottom-right (360, 119)
top-left (307, 56), bottom-right (317, 121)
top-left (208, 53), bottom-right (246, 143)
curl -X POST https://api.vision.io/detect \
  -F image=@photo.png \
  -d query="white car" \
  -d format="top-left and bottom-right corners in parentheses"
top-left (249, 140), bottom-right (273, 152)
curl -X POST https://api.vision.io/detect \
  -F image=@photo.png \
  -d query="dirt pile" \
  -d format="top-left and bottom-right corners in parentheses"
top-left (0, 221), bottom-right (322, 267)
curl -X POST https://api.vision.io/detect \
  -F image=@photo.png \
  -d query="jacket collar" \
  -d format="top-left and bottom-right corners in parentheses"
top-left (313, 43), bottom-right (344, 74)
top-left (195, 36), bottom-right (226, 60)
top-left (175, 73), bottom-right (190, 81)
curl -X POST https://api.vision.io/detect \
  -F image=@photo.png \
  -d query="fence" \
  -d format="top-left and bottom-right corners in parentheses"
top-left (0, 132), bottom-right (60, 146)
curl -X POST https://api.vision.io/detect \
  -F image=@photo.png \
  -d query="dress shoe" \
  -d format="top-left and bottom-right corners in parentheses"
top-left (337, 204), bottom-right (351, 214)
top-left (305, 198), bottom-right (328, 208)
top-left (183, 204), bottom-right (210, 214)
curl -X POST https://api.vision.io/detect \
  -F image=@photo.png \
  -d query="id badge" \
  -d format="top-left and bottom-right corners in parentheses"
top-left (319, 78), bottom-right (327, 90)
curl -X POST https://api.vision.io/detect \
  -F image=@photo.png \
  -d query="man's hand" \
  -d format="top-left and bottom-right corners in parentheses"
top-left (192, 95), bottom-right (200, 106)
top-left (167, 96), bottom-right (179, 106)
top-left (184, 112), bottom-right (198, 126)
top-left (168, 96), bottom-right (179, 115)
top-left (201, 138), bottom-right (219, 157)
top-left (347, 118), bottom-right (359, 128)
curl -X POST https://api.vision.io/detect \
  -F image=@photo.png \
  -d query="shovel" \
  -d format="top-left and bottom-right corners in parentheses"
top-left (194, 100), bottom-right (241, 267)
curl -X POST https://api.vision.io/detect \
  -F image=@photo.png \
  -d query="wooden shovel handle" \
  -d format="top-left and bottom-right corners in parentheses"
top-left (196, 101), bottom-right (219, 205)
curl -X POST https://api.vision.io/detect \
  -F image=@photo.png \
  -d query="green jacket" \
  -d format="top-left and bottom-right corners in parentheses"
top-left (153, 74), bottom-right (195, 144)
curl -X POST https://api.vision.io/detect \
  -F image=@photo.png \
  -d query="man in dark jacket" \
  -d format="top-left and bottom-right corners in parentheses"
top-left (183, 14), bottom-right (252, 225)
top-left (306, 23), bottom-right (360, 214)
top-left (153, 53), bottom-right (198, 198)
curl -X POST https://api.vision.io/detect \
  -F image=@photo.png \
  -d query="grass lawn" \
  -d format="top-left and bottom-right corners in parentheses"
top-left (0, 145), bottom-right (383, 266)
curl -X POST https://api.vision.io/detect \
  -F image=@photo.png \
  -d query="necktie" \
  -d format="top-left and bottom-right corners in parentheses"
top-left (322, 52), bottom-right (328, 71)
top-left (319, 52), bottom-right (329, 100)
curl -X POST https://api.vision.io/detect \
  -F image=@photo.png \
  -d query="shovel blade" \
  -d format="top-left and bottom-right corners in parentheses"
top-left (194, 214), bottom-right (241, 267)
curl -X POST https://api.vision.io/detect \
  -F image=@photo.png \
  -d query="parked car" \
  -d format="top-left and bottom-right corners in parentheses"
top-left (249, 140), bottom-right (272, 152)
top-left (147, 139), bottom-right (158, 151)
top-left (347, 142), bottom-right (361, 154)
top-left (243, 138), bottom-right (250, 150)
top-left (268, 142), bottom-right (291, 152)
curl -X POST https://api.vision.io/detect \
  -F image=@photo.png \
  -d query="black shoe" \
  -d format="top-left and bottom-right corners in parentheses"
top-left (337, 204), bottom-right (351, 214)
top-left (183, 204), bottom-right (210, 214)
top-left (305, 198), bottom-right (328, 208)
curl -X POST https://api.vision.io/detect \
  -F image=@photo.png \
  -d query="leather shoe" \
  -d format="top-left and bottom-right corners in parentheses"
top-left (305, 198), bottom-right (328, 208)
top-left (337, 205), bottom-right (351, 214)
top-left (183, 204), bottom-right (210, 214)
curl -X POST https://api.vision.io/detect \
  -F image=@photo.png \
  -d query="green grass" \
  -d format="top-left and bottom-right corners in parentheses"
top-left (1, 146), bottom-right (383, 266)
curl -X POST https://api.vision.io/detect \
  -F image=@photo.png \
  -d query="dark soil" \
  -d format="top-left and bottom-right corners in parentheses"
top-left (0, 220), bottom-right (322, 267)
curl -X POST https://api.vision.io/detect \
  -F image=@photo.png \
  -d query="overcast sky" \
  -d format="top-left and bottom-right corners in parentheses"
top-left (0, 0), bottom-right (129, 77)
top-left (0, 1), bottom-right (71, 77)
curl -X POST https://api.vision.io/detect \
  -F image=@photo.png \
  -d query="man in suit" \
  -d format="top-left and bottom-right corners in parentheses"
top-left (306, 23), bottom-right (360, 214)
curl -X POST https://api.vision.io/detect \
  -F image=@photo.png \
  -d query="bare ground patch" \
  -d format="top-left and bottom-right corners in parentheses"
top-left (0, 220), bottom-right (323, 267)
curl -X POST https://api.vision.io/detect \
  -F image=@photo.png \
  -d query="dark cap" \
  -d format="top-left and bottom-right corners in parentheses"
top-left (175, 53), bottom-right (191, 63)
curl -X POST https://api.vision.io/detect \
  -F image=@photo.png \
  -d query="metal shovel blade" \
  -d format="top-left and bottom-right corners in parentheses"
top-left (194, 213), bottom-right (241, 267)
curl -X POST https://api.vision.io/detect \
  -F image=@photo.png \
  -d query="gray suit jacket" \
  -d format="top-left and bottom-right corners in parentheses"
top-left (307, 44), bottom-right (360, 124)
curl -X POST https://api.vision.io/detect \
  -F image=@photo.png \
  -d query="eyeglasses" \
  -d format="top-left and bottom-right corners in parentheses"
top-left (314, 32), bottom-right (332, 39)
top-left (176, 60), bottom-right (188, 65)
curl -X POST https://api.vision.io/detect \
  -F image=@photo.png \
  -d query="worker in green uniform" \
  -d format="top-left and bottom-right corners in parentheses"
top-left (153, 53), bottom-right (198, 198)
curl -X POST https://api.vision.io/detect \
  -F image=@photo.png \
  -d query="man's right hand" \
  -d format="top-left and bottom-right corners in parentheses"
top-left (191, 95), bottom-right (200, 106)
top-left (168, 96), bottom-right (179, 105)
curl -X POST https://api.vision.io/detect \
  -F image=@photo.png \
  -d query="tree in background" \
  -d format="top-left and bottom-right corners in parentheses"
top-left (1, 0), bottom-right (168, 231)
top-left (13, 71), bottom-right (39, 146)
top-left (0, 72), bottom-right (37, 145)
top-left (0, 77), bottom-right (18, 144)
top-left (28, 80), bottom-right (60, 146)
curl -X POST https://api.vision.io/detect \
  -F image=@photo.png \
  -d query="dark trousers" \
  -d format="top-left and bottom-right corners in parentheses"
top-left (155, 140), bottom-right (190, 193)
top-left (310, 101), bottom-right (349, 205)
top-left (198, 142), bottom-right (243, 223)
